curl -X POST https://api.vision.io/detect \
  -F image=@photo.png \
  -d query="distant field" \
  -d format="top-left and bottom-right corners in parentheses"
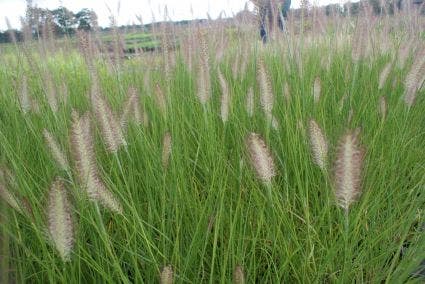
top-left (102, 32), bottom-right (161, 50)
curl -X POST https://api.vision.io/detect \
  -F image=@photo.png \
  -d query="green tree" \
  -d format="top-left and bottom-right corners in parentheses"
top-left (24, 2), bottom-right (52, 39)
top-left (51, 7), bottom-right (76, 35)
top-left (75, 9), bottom-right (98, 31)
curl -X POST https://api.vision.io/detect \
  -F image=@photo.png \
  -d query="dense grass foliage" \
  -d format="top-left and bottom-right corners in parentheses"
top-left (0, 12), bottom-right (424, 283)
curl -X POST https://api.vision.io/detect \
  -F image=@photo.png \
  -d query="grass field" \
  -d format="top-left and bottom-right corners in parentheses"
top-left (102, 32), bottom-right (161, 51)
top-left (0, 7), bottom-right (424, 283)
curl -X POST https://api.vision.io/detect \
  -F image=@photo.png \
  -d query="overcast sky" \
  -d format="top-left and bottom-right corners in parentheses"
top-left (0, 0), bottom-right (347, 31)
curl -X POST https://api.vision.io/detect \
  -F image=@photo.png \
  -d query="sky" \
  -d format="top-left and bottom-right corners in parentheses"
top-left (0, 0), bottom-right (347, 31)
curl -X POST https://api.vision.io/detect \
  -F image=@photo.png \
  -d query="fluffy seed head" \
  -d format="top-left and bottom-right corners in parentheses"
top-left (120, 87), bottom-right (145, 127)
top-left (338, 93), bottom-right (349, 112)
top-left (154, 83), bottom-right (167, 116)
top-left (257, 59), bottom-right (274, 115)
top-left (218, 69), bottom-right (230, 123)
top-left (347, 108), bottom-right (354, 124)
top-left (143, 69), bottom-right (151, 96)
top-left (268, 113), bottom-right (279, 131)
top-left (44, 71), bottom-right (58, 113)
top-left (47, 178), bottom-right (74, 261)
top-left (19, 75), bottom-right (31, 113)
top-left (120, 87), bottom-right (139, 129)
top-left (60, 82), bottom-right (69, 105)
top-left (233, 265), bottom-right (245, 284)
top-left (89, 174), bottom-right (123, 214)
top-left (132, 97), bottom-right (144, 126)
top-left (308, 119), bottom-right (328, 170)
top-left (334, 129), bottom-right (365, 211)
top-left (43, 129), bottom-right (69, 171)
top-left (240, 45), bottom-right (250, 76)
top-left (246, 87), bottom-right (254, 117)
top-left (162, 132), bottom-right (172, 169)
top-left (313, 76), bottom-right (321, 103)
top-left (91, 84), bottom-right (126, 152)
top-left (232, 51), bottom-right (240, 78)
top-left (378, 96), bottom-right (388, 120)
top-left (351, 21), bottom-right (368, 62)
top-left (70, 111), bottom-right (96, 198)
top-left (196, 32), bottom-right (211, 105)
top-left (70, 110), bottom-right (123, 214)
top-left (245, 133), bottom-right (277, 185)
top-left (160, 265), bottom-right (174, 284)
top-left (404, 48), bottom-right (425, 108)
top-left (0, 168), bottom-right (22, 214)
top-left (161, 25), bottom-right (172, 82)
top-left (378, 62), bottom-right (392, 90)
top-left (397, 38), bottom-right (414, 68)
top-left (283, 82), bottom-right (291, 102)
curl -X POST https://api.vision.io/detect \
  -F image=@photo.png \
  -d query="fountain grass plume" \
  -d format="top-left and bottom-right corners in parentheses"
top-left (90, 81), bottom-right (126, 153)
top-left (308, 119), bottom-right (328, 171)
top-left (313, 77), bottom-right (321, 103)
top-left (404, 47), bottom-right (425, 108)
top-left (246, 87), bottom-right (254, 117)
top-left (160, 265), bottom-right (174, 284)
top-left (43, 129), bottom-right (69, 171)
top-left (378, 62), bottom-right (392, 90)
top-left (334, 129), bottom-right (365, 211)
top-left (218, 68), bottom-right (230, 123)
top-left (47, 178), bottom-right (74, 262)
top-left (233, 265), bottom-right (245, 284)
top-left (245, 132), bottom-right (277, 185)
top-left (162, 132), bottom-right (172, 170)
top-left (70, 110), bottom-right (123, 214)
top-left (0, 168), bottom-right (22, 214)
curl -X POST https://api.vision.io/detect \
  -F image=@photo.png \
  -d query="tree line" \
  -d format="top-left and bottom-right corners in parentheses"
top-left (0, 1), bottom-right (98, 43)
top-left (1, 0), bottom-right (423, 44)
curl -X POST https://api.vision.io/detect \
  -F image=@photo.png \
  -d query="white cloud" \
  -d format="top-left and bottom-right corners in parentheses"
top-left (0, 0), bottom-right (347, 31)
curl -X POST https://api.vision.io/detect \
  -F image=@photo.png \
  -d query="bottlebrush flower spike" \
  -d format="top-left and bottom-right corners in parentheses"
top-left (70, 110), bottom-right (123, 214)
top-left (196, 32), bottom-right (211, 105)
top-left (162, 132), bottom-right (172, 169)
top-left (351, 21), bottom-right (367, 62)
top-left (246, 87), bottom-right (254, 117)
top-left (132, 96), bottom-right (144, 126)
top-left (70, 111), bottom-right (95, 197)
top-left (334, 129), bottom-right (365, 211)
top-left (378, 62), bottom-right (392, 90)
top-left (43, 129), bottom-right (69, 171)
top-left (47, 178), bottom-right (74, 262)
top-left (91, 83), bottom-right (126, 152)
top-left (378, 96), bottom-right (388, 120)
top-left (404, 48), bottom-right (425, 108)
top-left (44, 71), bottom-right (58, 113)
top-left (397, 38), bottom-right (414, 68)
top-left (268, 114), bottom-right (279, 131)
top-left (143, 68), bottom-right (151, 96)
top-left (0, 168), bottom-right (22, 214)
top-left (283, 82), bottom-right (291, 102)
top-left (313, 77), bottom-right (321, 103)
top-left (122, 87), bottom-right (146, 127)
top-left (245, 133), bottom-right (277, 185)
top-left (154, 83), bottom-right (167, 116)
top-left (232, 51), bottom-right (240, 79)
top-left (233, 265), bottom-right (245, 284)
top-left (257, 59), bottom-right (274, 116)
top-left (218, 69), bottom-right (230, 123)
top-left (160, 265), bottom-right (174, 284)
top-left (120, 87), bottom-right (139, 128)
top-left (19, 75), bottom-right (31, 113)
top-left (308, 119), bottom-right (328, 170)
